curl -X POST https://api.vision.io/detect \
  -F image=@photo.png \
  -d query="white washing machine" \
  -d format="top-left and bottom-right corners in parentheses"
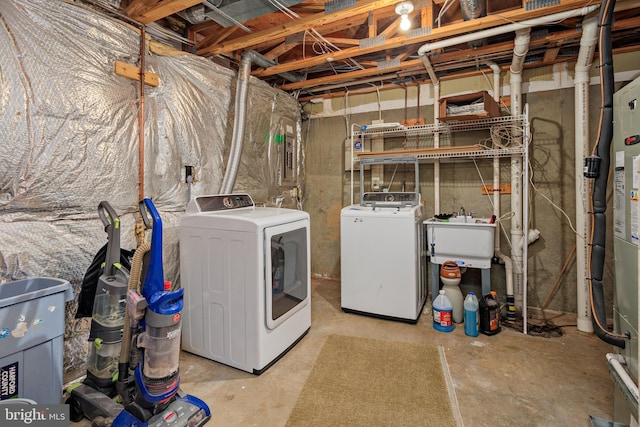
top-left (340, 192), bottom-right (426, 323)
top-left (180, 194), bottom-right (310, 374)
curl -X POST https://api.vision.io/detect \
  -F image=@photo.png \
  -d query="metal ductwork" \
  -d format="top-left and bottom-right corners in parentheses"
top-left (218, 50), bottom-right (303, 194)
top-left (460, 0), bottom-right (487, 47)
top-left (460, 0), bottom-right (486, 20)
top-left (203, 0), bottom-right (306, 28)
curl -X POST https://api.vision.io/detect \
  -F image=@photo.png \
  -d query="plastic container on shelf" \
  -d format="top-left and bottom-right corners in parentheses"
top-left (433, 290), bottom-right (454, 332)
top-left (463, 292), bottom-right (479, 337)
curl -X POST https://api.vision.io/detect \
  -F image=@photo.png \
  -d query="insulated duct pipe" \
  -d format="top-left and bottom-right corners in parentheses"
top-left (574, 14), bottom-right (599, 333)
top-left (509, 28), bottom-right (530, 316)
top-left (219, 51), bottom-right (304, 194)
top-left (589, 0), bottom-right (627, 348)
top-left (416, 6), bottom-right (599, 57)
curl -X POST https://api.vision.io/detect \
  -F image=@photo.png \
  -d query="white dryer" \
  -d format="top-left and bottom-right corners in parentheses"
top-left (340, 192), bottom-right (426, 323)
top-left (180, 194), bottom-right (310, 374)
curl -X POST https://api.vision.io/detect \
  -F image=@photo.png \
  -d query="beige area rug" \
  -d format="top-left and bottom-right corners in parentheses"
top-left (286, 334), bottom-right (461, 427)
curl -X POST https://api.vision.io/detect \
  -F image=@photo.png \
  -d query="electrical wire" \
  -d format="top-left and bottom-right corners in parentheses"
top-left (436, 0), bottom-right (456, 28)
top-left (477, 65), bottom-right (512, 115)
top-left (471, 158), bottom-right (516, 249)
top-left (529, 178), bottom-right (582, 239)
top-left (267, 0), bottom-right (364, 73)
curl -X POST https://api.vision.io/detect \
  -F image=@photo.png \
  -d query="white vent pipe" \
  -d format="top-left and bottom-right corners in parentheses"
top-left (485, 60), bottom-right (516, 318)
top-left (421, 55), bottom-right (442, 213)
top-left (417, 6), bottom-right (599, 57)
top-left (574, 14), bottom-right (599, 333)
top-left (509, 28), bottom-right (530, 316)
top-left (434, 81), bottom-right (441, 213)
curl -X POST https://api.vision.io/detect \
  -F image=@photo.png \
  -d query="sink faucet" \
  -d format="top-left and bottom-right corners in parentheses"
top-left (458, 207), bottom-right (466, 221)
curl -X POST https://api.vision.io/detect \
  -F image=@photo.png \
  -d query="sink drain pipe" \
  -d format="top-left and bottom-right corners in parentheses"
top-left (483, 60), bottom-right (517, 321)
top-left (219, 51), bottom-right (303, 194)
top-left (509, 28), bottom-right (530, 324)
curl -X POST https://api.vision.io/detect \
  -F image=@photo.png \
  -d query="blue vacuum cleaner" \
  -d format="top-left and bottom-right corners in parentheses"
top-left (111, 198), bottom-right (210, 427)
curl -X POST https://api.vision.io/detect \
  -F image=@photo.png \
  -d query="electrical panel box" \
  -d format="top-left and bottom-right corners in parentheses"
top-left (612, 76), bottom-right (640, 425)
top-left (279, 117), bottom-right (298, 186)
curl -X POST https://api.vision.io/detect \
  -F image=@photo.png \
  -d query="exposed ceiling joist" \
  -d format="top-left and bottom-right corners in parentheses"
top-left (197, 0), bottom-right (402, 56)
top-left (254, 0), bottom-right (599, 77)
top-left (110, 0), bottom-right (639, 99)
top-left (127, 0), bottom-right (203, 23)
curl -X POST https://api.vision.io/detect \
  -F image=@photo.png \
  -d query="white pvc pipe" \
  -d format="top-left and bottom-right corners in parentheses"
top-left (485, 60), bottom-right (501, 252)
top-left (423, 54), bottom-right (442, 214)
top-left (417, 6), bottom-right (599, 56)
top-left (350, 123), bottom-right (357, 206)
top-left (574, 14), bottom-right (598, 334)
top-left (636, 154), bottom-right (640, 381)
top-left (434, 81), bottom-right (441, 214)
top-left (497, 249), bottom-right (513, 297)
top-left (485, 61), bottom-right (517, 316)
top-left (510, 29), bottom-right (530, 315)
top-left (606, 353), bottom-right (640, 401)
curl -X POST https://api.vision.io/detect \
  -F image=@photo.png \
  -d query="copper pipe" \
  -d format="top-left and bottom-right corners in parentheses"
top-left (138, 25), bottom-right (146, 201)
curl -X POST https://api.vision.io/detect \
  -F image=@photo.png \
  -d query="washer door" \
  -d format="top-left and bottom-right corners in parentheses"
top-left (264, 220), bottom-right (309, 330)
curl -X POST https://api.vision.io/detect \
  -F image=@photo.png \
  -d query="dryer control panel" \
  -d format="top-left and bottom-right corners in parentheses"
top-left (188, 194), bottom-right (255, 213)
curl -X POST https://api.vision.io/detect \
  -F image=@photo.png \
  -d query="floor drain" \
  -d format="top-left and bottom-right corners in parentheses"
top-left (502, 314), bottom-right (564, 338)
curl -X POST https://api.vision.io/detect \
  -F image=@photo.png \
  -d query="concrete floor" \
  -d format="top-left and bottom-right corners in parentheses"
top-left (69, 277), bottom-right (615, 426)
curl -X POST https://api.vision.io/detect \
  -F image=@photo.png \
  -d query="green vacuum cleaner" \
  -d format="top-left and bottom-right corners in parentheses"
top-left (66, 201), bottom-right (131, 424)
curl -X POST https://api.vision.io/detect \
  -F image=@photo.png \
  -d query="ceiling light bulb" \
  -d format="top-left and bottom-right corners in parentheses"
top-left (395, 2), bottom-right (414, 31)
top-left (395, 1), bottom-right (414, 15)
top-left (400, 14), bottom-right (411, 31)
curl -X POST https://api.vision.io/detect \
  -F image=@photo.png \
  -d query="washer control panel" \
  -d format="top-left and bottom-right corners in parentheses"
top-left (361, 192), bottom-right (420, 208)
top-left (192, 194), bottom-right (255, 212)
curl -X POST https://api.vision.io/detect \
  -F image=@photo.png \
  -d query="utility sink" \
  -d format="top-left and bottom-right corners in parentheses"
top-left (424, 217), bottom-right (496, 268)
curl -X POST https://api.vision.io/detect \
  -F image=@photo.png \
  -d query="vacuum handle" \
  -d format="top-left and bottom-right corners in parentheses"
top-left (139, 198), bottom-right (165, 299)
top-left (138, 199), bottom-right (152, 230)
top-left (98, 201), bottom-right (121, 277)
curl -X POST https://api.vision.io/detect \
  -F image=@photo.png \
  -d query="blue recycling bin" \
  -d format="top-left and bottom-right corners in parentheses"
top-left (0, 277), bottom-right (74, 404)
